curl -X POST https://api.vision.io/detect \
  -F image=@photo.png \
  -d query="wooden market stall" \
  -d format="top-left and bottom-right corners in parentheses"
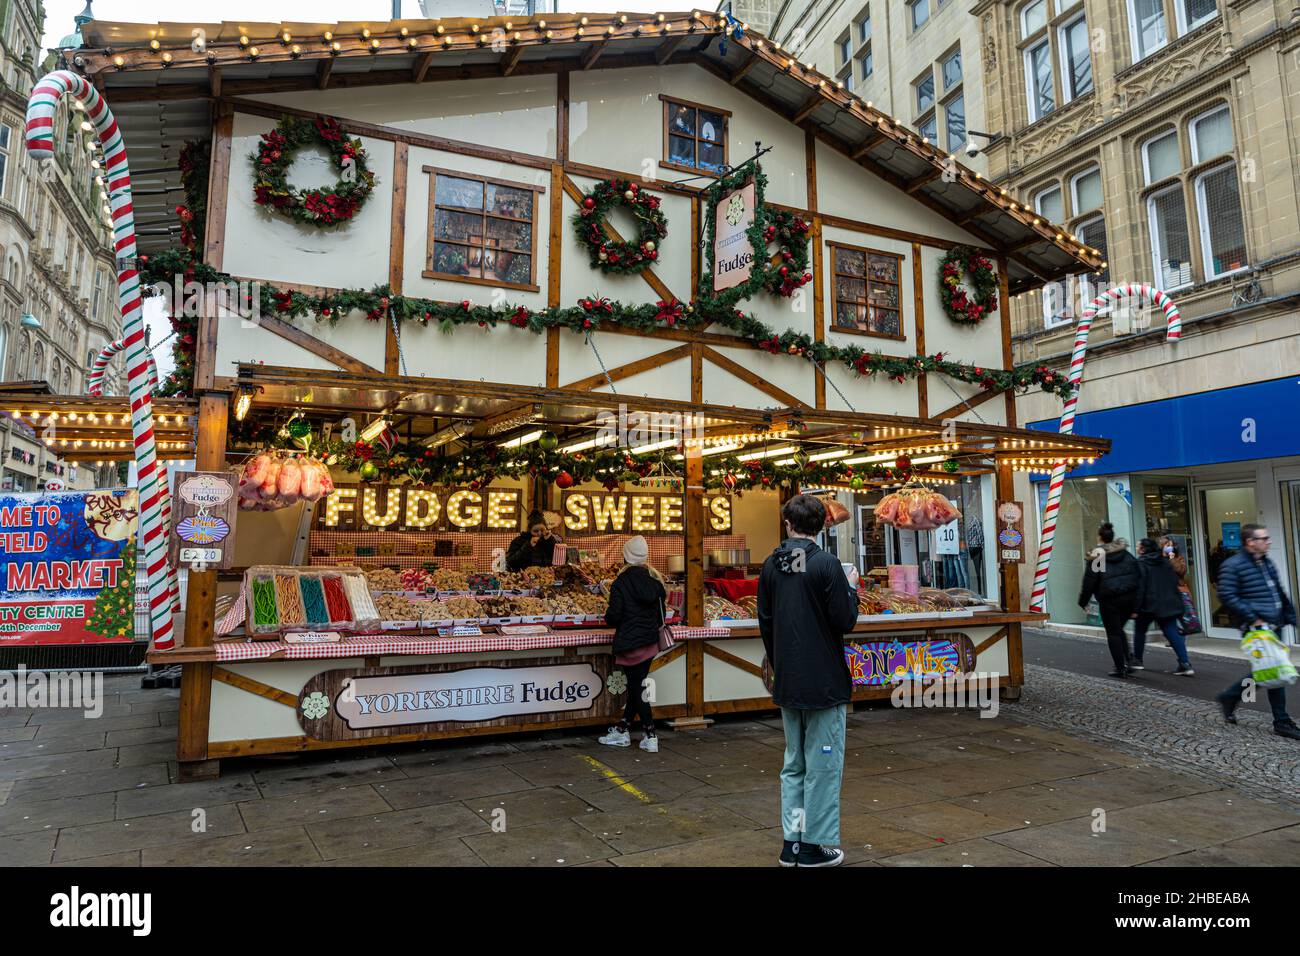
top-left (64, 10), bottom-right (1108, 776)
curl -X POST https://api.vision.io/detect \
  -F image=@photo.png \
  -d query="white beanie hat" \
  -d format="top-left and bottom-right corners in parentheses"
top-left (622, 535), bottom-right (649, 566)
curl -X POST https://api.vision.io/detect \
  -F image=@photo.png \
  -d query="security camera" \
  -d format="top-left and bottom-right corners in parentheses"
top-left (965, 141), bottom-right (980, 158)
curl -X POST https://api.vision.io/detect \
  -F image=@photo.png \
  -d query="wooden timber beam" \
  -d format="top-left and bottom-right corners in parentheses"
top-left (791, 93), bottom-right (823, 127)
top-left (501, 45), bottom-right (525, 76)
top-left (412, 51), bottom-right (434, 82)
top-left (655, 34), bottom-right (688, 65)
top-left (317, 58), bottom-right (333, 90)
top-left (580, 40), bottom-right (608, 69)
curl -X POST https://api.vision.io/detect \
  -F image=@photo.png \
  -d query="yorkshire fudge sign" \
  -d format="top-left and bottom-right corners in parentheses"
top-left (298, 657), bottom-right (619, 740)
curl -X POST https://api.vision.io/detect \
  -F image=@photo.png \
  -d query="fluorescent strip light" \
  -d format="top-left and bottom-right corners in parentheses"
top-left (673, 443), bottom-right (743, 460)
top-left (808, 448), bottom-right (851, 462)
top-left (737, 445), bottom-right (798, 461)
top-left (501, 429), bottom-right (544, 448)
top-left (359, 418), bottom-right (389, 442)
top-left (632, 438), bottom-right (681, 454)
top-left (561, 434), bottom-right (617, 453)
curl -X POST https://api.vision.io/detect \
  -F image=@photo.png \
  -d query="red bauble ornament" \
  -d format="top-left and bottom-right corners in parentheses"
top-left (554, 471), bottom-right (575, 489)
top-left (583, 197), bottom-right (595, 209)
top-left (722, 473), bottom-right (737, 491)
top-left (895, 455), bottom-right (912, 471)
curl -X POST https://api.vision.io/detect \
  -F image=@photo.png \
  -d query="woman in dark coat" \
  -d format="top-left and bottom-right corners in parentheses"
top-left (1134, 538), bottom-right (1194, 675)
top-left (598, 535), bottom-right (667, 753)
top-left (505, 510), bottom-right (557, 571)
top-left (1078, 522), bottom-right (1142, 678)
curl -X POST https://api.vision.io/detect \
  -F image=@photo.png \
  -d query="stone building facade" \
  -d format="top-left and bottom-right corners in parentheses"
top-left (0, 0), bottom-right (120, 492)
top-left (976, 0), bottom-right (1300, 637)
top-left (724, 0), bottom-right (991, 175)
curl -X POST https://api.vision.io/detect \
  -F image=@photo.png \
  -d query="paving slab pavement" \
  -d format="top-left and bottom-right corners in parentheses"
top-left (0, 670), bottom-right (1295, 866)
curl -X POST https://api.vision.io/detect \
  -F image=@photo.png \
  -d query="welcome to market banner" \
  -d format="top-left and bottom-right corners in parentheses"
top-left (0, 490), bottom-right (139, 645)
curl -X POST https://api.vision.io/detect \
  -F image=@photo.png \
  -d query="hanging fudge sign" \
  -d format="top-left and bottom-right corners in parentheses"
top-left (0, 490), bottom-right (138, 646)
top-left (169, 471), bottom-right (239, 569)
top-left (297, 657), bottom-right (620, 740)
top-left (316, 484), bottom-right (522, 532)
top-left (711, 177), bottom-right (756, 292)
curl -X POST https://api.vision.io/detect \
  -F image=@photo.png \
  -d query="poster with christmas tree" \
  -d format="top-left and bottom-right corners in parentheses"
top-left (0, 489), bottom-right (138, 645)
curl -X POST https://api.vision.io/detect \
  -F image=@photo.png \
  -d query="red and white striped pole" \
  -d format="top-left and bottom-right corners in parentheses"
top-left (27, 71), bottom-right (178, 650)
top-left (1028, 283), bottom-right (1181, 612)
top-left (86, 338), bottom-right (159, 397)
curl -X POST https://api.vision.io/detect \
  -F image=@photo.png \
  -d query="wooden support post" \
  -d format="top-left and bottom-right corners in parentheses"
top-left (194, 103), bottom-right (233, 392)
top-left (177, 390), bottom-right (230, 776)
top-left (385, 141), bottom-right (409, 376)
top-left (913, 241), bottom-right (927, 417)
top-left (998, 256), bottom-right (1016, 426)
top-left (675, 406), bottom-right (713, 729)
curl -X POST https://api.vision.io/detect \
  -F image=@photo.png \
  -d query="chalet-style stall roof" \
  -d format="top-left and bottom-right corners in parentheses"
top-left (69, 11), bottom-right (1100, 293)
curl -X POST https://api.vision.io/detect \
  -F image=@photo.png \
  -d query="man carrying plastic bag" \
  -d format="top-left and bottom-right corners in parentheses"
top-left (1215, 524), bottom-right (1300, 739)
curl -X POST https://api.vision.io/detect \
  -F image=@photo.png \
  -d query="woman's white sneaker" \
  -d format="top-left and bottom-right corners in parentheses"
top-left (598, 726), bottom-right (631, 747)
top-left (639, 734), bottom-right (659, 753)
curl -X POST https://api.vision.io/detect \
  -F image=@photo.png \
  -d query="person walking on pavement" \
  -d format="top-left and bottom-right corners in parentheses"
top-left (758, 494), bottom-right (861, 868)
top-left (1078, 522), bottom-right (1142, 678)
top-left (1159, 535), bottom-right (1202, 636)
top-left (1214, 524), bottom-right (1300, 740)
top-left (1133, 538), bottom-right (1195, 675)
top-left (598, 535), bottom-right (667, 753)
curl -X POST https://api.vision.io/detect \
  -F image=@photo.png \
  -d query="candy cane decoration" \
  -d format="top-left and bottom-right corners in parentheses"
top-left (1029, 283), bottom-right (1181, 612)
top-left (85, 339), bottom-right (180, 615)
top-left (86, 338), bottom-right (158, 397)
top-left (27, 71), bottom-right (178, 650)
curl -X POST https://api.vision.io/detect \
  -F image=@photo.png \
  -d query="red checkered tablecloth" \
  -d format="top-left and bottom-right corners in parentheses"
top-left (210, 625), bottom-right (731, 662)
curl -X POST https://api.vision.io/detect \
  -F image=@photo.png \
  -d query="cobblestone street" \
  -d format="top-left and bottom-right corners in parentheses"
top-left (2, 646), bottom-right (1297, 867)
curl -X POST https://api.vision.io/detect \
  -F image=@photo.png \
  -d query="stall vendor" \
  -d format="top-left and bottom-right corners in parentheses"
top-left (506, 510), bottom-right (560, 570)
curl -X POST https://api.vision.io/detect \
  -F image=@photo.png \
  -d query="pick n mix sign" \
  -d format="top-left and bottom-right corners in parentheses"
top-left (0, 490), bottom-right (139, 645)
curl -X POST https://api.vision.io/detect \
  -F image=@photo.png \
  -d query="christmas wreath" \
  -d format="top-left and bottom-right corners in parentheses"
top-left (761, 209), bottom-right (813, 297)
top-left (252, 116), bottom-right (376, 227)
top-left (572, 178), bottom-right (669, 274)
top-left (939, 245), bottom-right (999, 325)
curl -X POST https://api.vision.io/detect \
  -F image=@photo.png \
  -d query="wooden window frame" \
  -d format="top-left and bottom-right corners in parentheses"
top-left (827, 241), bottom-right (906, 341)
top-left (658, 94), bottom-right (731, 179)
top-left (422, 165), bottom-right (545, 294)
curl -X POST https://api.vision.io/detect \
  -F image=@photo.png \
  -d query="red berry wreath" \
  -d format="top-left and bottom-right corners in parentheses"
top-left (252, 115), bottom-right (376, 227)
top-left (938, 245), bottom-right (999, 325)
top-left (572, 178), bottom-right (669, 274)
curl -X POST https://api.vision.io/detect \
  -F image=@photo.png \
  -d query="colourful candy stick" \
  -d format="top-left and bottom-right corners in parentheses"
top-left (1029, 283), bottom-right (1181, 612)
top-left (26, 71), bottom-right (177, 649)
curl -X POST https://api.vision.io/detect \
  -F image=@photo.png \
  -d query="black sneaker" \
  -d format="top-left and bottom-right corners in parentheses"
top-left (1172, 662), bottom-right (1195, 676)
top-left (779, 840), bottom-right (799, 867)
top-left (795, 843), bottom-right (845, 867)
top-left (1107, 668), bottom-right (1129, 679)
top-left (1219, 699), bottom-right (1238, 724)
top-left (1128, 658), bottom-right (1145, 671)
top-left (1275, 722), bottom-right (1300, 741)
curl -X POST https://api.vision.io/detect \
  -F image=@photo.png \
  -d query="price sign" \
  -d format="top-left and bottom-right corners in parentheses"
top-left (934, 500), bottom-right (960, 556)
top-left (170, 471), bottom-right (239, 570)
top-left (376, 542), bottom-right (397, 557)
top-left (180, 547), bottom-right (222, 564)
top-left (996, 500), bottom-right (1025, 564)
top-left (416, 542), bottom-right (437, 558)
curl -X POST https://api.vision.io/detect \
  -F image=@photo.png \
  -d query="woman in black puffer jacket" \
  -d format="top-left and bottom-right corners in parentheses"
top-left (598, 535), bottom-right (667, 753)
top-left (1079, 522), bottom-right (1141, 678)
top-left (1133, 538), bottom-right (1194, 675)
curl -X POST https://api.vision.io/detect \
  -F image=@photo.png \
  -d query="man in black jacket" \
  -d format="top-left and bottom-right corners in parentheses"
top-left (758, 494), bottom-right (860, 868)
top-left (1078, 523), bottom-right (1142, 677)
top-left (1214, 524), bottom-right (1300, 740)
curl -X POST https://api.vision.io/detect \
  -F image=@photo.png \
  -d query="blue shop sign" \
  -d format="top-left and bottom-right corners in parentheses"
top-left (1028, 375), bottom-right (1300, 480)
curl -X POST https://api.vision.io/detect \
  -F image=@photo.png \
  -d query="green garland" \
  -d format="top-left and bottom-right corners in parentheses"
top-left (939, 245), bottom-right (999, 325)
top-left (572, 178), bottom-right (669, 274)
top-left (175, 140), bottom-right (209, 254)
top-left (697, 164), bottom-right (813, 311)
top-left (138, 247), bottom-right (1073, 401)
top-left (290, 435), bottom-right (914, 492)
top-left (252, 116), bottom-right (377, 227)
